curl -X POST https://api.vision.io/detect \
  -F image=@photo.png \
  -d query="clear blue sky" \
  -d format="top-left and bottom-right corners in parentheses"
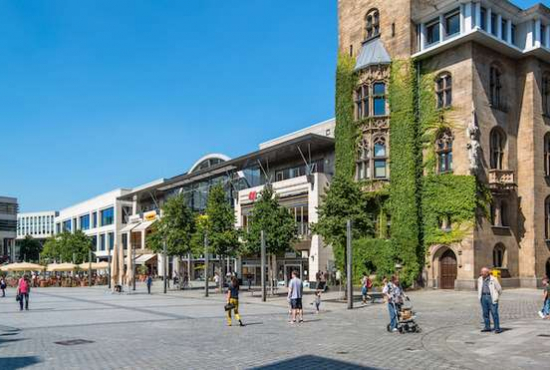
top-left (0, 0), bottom-right (545, 212)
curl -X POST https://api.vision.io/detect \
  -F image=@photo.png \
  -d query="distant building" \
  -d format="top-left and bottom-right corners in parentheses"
top-left (17, 211), bottom-right (58, 245)
top-left (0, 196), bottom-right (18, 262)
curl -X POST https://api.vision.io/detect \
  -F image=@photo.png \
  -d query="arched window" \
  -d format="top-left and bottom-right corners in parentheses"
top-left (493, 243), bottom-right (506, 268)
top-left (546, 196), bottom-right (550, 241)
top-left (545, 133), bottom-right (550, 178)
top-left (490, 65), bottom-right (503, 109)
top-left (355, 85), bottom-right (369, 120)
top-left (436, 73), bottom-right (452, 108)
top-left (356, 139), bottom-right (370, 180)
top-left (373, 82), bottom-right (386, 116)
top-left (365, 9), bottom-right (380, 40)
top-left (373, 137), bottom-right (388, 179)
top-left (490, 128), bottom-right (506, 170)
top-left (543, 73), bottom-right (550, 116)
top-left (436, 129), bottom-right (453, 174)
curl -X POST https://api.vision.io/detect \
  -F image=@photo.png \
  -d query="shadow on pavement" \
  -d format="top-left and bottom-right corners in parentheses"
top-left (0, 356), bottom-right (41, 370)
top-left (251, 355), bottom-right (379, 369)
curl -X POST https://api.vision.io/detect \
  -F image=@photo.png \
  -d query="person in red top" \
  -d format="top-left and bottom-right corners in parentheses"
top-left (17, 275), bottom-right (30, 311)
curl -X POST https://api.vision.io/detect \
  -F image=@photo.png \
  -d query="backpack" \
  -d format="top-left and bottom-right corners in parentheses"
top-left (366, 278), bottom-right (373, 289)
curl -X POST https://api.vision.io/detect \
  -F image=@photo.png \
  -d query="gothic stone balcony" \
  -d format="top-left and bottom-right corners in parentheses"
top-left (488, 169), bottom-right (516, 192)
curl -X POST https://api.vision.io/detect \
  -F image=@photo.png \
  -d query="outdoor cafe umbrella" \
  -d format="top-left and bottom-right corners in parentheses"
top-left (47, 263), bottom-right (77, 272)
top-left (1, 262), bottom-right (45, 272)
top-left (78, 262), bottom-right (109, 270)
top-left (111, 244), bottom-right (119, 287)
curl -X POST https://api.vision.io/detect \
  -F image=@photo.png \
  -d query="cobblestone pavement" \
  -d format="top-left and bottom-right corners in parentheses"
top-left (0, 284), bottom-right (548, 370)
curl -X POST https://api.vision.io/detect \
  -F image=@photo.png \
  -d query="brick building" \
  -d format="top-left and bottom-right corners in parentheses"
top-left (338, 0), bottom-right (550, 289)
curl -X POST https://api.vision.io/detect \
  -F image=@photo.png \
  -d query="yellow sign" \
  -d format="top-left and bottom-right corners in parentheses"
top-left (144, 211), bottom-right (157, 221)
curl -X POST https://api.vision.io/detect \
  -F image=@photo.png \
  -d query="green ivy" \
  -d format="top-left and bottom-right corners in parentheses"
top-left (335, 52), bottom-right (358, 179)
top-left (422, 174), bottom-right (477, 246)
top-left (388, 60), bottom-right (421, 286)
top-left (352, 238), bottom-right (394, 284)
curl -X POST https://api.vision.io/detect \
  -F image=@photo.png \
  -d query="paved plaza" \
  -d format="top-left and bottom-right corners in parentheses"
top-left (0, 284), bottom-right (548, 370)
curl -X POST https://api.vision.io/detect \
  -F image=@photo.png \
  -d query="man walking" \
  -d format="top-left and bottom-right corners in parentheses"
top-left (146, 274), bottom-right (153, 294)
top-left (288, 270), bottom-right (303, 324)
top-left (478, 267), bottom-right (503, 334)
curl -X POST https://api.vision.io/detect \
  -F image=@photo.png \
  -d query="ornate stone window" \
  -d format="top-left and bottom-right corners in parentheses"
top-left (436, 73), bottom-right (452, 109)
top-left (545, 133), bottom-right (550, 178)
top-left (543, 73), bottom-right (550, 116)
top-left (356, 139), bottom-right (370, 180)
top-left (436, 129), bottom-right (453, 174)
top-left (546, 196), bottom-right (550, 241)
top-left (490, 128), bottom-right (506, 170)
top-left (373, 136), bottom-right (388, 179)
top-left (365, 9), bottom-right (380, 40)
top-left (493, 243), bottom-right (506, 268)
top-left (490, 65), bottom-right (503, 109)
top-left (355, 85), bottom-right (369, 120)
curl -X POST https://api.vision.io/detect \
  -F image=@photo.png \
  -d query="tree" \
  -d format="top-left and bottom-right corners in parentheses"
top-left (242, 186), bottom-right (296, 294)
top-left (203, 184), bottom-right (240, 291)
top-left (41, 231), bottom-right (93, 264)
top-left (18, 235), bottom-right (42, 262)
top-left (147, 194), bottom-right (195, 257)
top-left (312, 175), bottom-right (374, 274)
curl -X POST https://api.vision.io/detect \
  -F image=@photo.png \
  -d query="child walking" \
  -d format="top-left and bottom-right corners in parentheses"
top-left (314, 289), bottom-right (321, 313)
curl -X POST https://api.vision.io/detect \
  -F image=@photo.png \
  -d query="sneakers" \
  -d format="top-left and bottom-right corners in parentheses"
top-left (481, 328), bottom-right (492, 333)
top-left (494, 329), bottom-right (503, 334)
top-left (391, 328), bottom-right (398, 332)
top-left (539, 311), bottom-right (545, 319)
top-left (239, 320), bottom-right (245, 327)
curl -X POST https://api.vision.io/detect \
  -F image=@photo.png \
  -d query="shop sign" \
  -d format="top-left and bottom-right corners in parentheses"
top-left (144, 211), bottom-right (157, 221)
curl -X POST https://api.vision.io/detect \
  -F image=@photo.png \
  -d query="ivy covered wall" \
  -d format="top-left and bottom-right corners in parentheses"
top-left (332, 55), bottom-right (485, 287)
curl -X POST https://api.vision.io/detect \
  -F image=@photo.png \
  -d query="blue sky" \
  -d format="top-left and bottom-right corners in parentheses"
top-left (0, 0), bottom-right (545, 212)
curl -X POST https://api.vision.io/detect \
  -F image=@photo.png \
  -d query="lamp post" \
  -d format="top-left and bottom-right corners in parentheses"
top-left (163, 240), bottom-right (167, 294)
top-left (261, 230), bottom-right (266, 302)
top-left (204, 232), bottom-right (209, 297)
top-left (346, 219), bottom-right (353, 310)
top-left (88, 249), bottom-right (92, 287)
top-left (132, 246), bottom-right (136, 291)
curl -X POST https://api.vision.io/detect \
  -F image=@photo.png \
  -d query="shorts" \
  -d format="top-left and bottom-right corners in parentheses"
top-left (290, 298), bottom-right (303, 309)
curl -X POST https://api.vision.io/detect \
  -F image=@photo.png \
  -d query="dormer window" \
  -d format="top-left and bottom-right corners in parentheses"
top-left (445, 9), bottom-right (460, 37)
top-left (427, 18), bottom-right (440, 45)
top-left (365, 9), bottom-right (380, 40)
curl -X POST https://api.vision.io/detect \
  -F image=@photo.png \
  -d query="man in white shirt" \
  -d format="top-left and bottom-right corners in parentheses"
top-left (478, 267), bottom-right (503, 333)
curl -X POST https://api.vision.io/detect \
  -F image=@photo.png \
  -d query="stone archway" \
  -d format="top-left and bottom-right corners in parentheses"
top-left (439, 249), bottom-right (458, 289)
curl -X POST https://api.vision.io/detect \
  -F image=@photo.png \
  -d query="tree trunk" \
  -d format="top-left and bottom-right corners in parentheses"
top-left (269, 254), bottom-right (274, 296)
top-left (220, 255), bottom-right (225, 293)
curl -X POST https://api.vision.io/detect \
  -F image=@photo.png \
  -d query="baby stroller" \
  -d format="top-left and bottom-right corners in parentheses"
top-left (386, 297), bottom-right (421, 334)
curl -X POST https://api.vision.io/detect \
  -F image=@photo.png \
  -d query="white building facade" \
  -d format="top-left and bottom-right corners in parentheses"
top-left (17, 211), bottom-right (58, 243)
top-left (55, 189), bottom-right (133, 261)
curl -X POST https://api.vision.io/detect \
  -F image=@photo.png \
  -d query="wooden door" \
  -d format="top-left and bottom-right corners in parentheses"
top-left (440, 250), bottom-right (457, 289)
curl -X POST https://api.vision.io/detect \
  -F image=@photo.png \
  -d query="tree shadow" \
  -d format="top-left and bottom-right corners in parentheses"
top-left (251, 355), bottom-right (379, 369)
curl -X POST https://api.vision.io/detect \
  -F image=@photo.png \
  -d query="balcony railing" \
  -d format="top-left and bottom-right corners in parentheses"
top-left (488, 169), bottom-right (516, 191)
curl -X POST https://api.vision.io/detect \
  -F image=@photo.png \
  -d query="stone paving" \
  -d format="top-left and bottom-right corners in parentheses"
top-left (0, 283), bottom-right (548, 370)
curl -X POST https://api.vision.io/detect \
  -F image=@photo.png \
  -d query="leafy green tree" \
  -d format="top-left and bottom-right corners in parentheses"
top-left (242, 186), bottom-right (295, 293)
top-left (41, 231), bottom-right (93, 264)
top-left (18, 235), bottom-right (42, 262)
top-left (312, 175), bottom-right (374, 274)
top-left (147, 194), bottom-right (195, 257)
top-left (203, 184), bottom-right (240, 290)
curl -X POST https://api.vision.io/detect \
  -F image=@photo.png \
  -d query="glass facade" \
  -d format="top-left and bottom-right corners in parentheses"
top-left (80, 214), bottom-right (90, 231)
top-left (99, 234), bottom-right (105, 251)
top-left (108, 232), bottom-right (114, 250)
top-left (62, 220), bottom-right (72, 233)
top-left (100, 207), bottom-right (114, 226)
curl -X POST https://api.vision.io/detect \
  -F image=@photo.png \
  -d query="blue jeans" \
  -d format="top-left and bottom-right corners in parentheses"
top-left (481, 294), bottom-right (500, 330)
top-left (388, 303), bottom-right (398, 330)
top-left (543, 299), bottom-right (550, 316)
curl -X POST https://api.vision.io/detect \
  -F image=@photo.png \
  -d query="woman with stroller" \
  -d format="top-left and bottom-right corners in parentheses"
top-left (383, 275), bottom-right (405, 332)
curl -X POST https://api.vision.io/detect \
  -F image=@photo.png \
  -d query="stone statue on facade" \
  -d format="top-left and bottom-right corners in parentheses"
top-left (466, 105), bottom-right (481, 176)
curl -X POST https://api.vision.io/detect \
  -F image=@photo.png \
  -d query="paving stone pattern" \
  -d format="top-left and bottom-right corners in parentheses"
top-left (0, 284), bottom-right (547, 370)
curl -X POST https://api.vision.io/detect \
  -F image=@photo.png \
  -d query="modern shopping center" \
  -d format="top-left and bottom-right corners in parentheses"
top-left (115, 119), bottom-right (336, 285)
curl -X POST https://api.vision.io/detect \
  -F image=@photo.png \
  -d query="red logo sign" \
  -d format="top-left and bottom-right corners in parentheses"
top-left (248, 191), bottom-right (257, 201)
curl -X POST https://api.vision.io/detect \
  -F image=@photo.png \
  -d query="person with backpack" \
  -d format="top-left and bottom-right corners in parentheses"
top-left (17, 275), bottom-right (30, 311)
top-left (226, 276), bottom-right (244, 327)
top-left (361, 272), bottom-right (372, 305)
